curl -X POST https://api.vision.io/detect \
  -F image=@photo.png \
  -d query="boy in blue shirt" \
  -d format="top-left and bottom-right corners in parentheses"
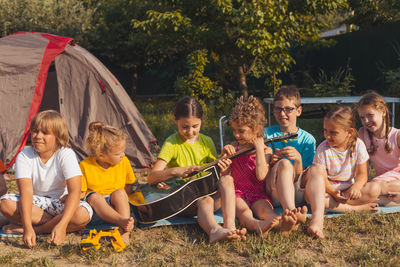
top-left (265, 86), bottom-right (325, 238)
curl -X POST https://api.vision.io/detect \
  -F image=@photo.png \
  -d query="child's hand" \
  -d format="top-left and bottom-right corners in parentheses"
top-left (331, 190), bottom-right (348, 203)
top-left (221, 144), bottom-right (235, 157)
top-left (217, 159), bottom-right (232, 176)
top-left (252, 137), bottom-right (265, 150)
top-left (51, 223), bottom-right (67, 246)
top-left (343, 185), bottom-right (362, 200)
top-left (180, 165), bottom-right (201, 178)
top-left (23, 226), bottom-right (36, 248)
top-left (280, 146), bottom-right (301, 163)
top-left (271, 148), bottom-right (283, 165)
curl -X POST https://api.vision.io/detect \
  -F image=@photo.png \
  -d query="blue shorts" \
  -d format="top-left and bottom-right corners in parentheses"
top-left (85, 192), bottom-right (115, 225)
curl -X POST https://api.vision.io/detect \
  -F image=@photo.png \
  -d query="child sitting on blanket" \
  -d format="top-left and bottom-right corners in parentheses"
top-left (221, 96), bottom-right (302, 236)
top-left (148, 96), bottom-right (246, 244)
top-left (0, 110), bottom-right (92, 248)
top-left (264, 86), bottom-right (322, 238)
top-left (354, 92), bottom-right (400, 205)
top-left (310, 105), bottom-right (378, 212)
top-left (79, 122), bottom-right (135, 245)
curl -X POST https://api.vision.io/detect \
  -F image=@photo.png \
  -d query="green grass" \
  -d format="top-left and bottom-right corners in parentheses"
top-left (1, 99), bottom-right (400, 265)
top-left (1, 208), bottom-right (400, 265)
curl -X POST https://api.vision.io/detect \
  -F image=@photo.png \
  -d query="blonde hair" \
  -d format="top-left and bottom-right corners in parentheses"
top-left (229, 95), bottom-right (266, 137)
top-left (84, 122), bottom-right (126, 157)
top-left (273, 85), bottom-right (301, 107)
top-left (356, 91), bottom-right (392, 154)
top-left (325, 105), bottom-right (358, 153)
top-left (30, 110), bottom-right (69, 148)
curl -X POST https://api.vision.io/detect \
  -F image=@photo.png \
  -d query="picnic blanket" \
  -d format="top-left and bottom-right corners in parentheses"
top-left (1, 206), bottom-right (400, 237)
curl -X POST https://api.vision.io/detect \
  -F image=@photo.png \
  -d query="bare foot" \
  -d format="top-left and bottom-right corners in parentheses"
top-left (307, 218), bottom-right (325, 239)
top-left (262, 216), bottom-right (281, 237)
top-left (279, 209), bottom-right (297, 236)
top-left (118, 217), bottom-right (134, 245)
top-left (119, 217), bottom-right (134, 233)
top-left (2, 224), bottom-right (24, 234)
top-left (293, 206), bottom-right (308, 224)
top-left (236, 228), bottom-right (247, 240)
top-left (387, 192), bottom-right (400, 203)
top-left (209, 227), bottom-right (242, 244)
top-left (120, 230), bottom-right (131, 246)
top-left (352, 203), bottom-right (379, 212)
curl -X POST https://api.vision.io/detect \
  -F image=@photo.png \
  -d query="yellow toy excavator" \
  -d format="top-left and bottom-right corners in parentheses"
top-left (80, 227), bottom-right (126, 253)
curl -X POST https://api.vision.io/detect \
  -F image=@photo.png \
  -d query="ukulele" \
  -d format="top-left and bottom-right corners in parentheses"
top-left (129, 132), bottom-right (298, 224)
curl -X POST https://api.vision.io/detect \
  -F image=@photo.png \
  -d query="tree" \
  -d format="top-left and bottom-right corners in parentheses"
top-left (0, 0), bottom-right (96, 45)
top-left (132, 0), bottom-right (347, 97)
top-left (346, 0), bottom-right (400, 28)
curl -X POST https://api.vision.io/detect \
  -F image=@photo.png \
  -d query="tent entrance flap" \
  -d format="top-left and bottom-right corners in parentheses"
top-left (39, 63), bottom-right (60, 113)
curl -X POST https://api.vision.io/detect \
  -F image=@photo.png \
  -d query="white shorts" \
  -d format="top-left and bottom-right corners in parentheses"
top-left (0, 193), bottom-right (93, 219)
top-left (294, 167), bottom-right (309, 205)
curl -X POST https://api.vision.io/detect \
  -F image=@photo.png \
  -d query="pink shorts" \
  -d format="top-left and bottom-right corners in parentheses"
top-left (235, 190), bottom-right (272, 208)
top-left (372, 169), bottom-right (400, 182)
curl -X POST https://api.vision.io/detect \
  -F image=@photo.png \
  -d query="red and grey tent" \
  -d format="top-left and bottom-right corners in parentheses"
top-left (0, 32), bottom-right (156, 171)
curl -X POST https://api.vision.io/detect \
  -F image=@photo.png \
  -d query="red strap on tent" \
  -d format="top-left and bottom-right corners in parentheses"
top-left (4, 32), bottom-right (75, 171)
top-left (0, 160), bottom-right (6, 174)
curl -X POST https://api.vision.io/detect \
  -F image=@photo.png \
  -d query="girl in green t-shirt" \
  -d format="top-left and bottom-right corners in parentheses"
top-left (148, 96), bottom-right (246, 243)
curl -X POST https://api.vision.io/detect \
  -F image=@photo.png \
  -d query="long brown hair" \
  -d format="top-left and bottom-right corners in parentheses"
top-left (325, 105), bottom-right (358, 153)
top-left (174, 96), bottom-right (203, 120)
top-left (356, 91), bottom-right (392, 154)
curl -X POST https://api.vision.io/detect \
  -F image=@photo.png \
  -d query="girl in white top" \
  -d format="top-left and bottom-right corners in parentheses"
top-left (310, 105), bottom-right (378, 212)
top-left (355, 92), bottom-right (400, 205)
top-left (0, 110), bottom-right (92, 248)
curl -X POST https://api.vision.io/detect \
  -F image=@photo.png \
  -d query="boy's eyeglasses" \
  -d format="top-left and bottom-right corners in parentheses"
top-left (273, 106), bottom-right (297, 114)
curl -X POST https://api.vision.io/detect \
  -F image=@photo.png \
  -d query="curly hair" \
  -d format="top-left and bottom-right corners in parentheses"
top-left (229, 95), bottom-right (266, 137)
top-left (84, 122), bottom-right (126, 157)
top-left (325, 105), bottom-right (358, 154)
top-left (355, 91), bottom-right (392, 154)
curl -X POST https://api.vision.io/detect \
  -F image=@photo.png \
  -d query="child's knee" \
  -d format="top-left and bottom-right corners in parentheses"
top-left (72, 206), bottom-right (91, 225)
top-left (310, 164), bottom-right (326, 176)
top-left (111, 189), bottom-right (128, 200)
top-left (87, 192), bottom-right (103, 206)
top-left (364, 182), bottom-right (381, 199)
top-left (197, 195), bottom-right (213, 207)
top-left (0, 199), bottom-right (15, 215)
top-left (278, 158), bottom-right (293, 170)
top-left (276, 159), bottom-right (294, 178)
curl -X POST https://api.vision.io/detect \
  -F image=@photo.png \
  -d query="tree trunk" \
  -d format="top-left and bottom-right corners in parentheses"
top-left (131, 65), bottom-right (138, 100)
top-left (238, 65), bottom-right (248, 98)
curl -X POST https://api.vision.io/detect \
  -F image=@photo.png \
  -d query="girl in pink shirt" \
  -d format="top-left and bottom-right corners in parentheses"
top-left (311, 105), bottom-right (378, 212)
top-left (221, 96), bottom-right (305, 236)
top-left (356, 92), bottom-right (400, 205)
